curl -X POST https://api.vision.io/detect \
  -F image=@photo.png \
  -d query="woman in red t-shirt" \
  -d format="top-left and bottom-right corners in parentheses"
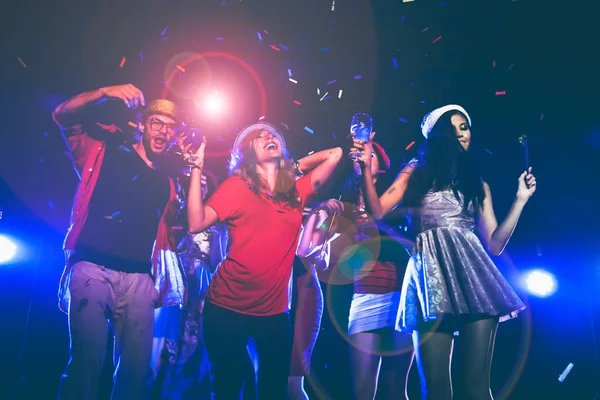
top-left (185, 122), bottom-right (342, 399)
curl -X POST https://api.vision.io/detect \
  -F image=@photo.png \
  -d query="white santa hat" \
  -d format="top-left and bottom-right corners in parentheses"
top-left (421, 104), bottom-right (472, 139)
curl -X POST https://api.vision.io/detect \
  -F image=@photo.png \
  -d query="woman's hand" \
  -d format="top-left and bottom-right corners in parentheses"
top-left (316, 199), bottom-right (344, 219)
top-left (184, 135), bottom-right (207, 170)
top-left (516, 167), bottom-right (537, 202)
top-left (350, 132), bottom-right (376, 170)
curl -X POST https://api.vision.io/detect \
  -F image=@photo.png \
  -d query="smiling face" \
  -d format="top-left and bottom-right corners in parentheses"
top-left (140, 114), bottom-right (180, 157)
top-left (251, 129), bottom-right (283, 163)
top-left (450, 113), bottom-right (471, 151)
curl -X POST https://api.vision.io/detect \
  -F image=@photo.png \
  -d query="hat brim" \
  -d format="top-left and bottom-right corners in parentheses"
top-left (421, 104), bottom-right (472, 139)
top-left (233, 122), bottom-right (287, 151)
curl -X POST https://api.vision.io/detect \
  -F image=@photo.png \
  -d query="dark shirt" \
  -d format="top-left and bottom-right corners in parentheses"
top-left (73, 144), bottom-right (170, 273)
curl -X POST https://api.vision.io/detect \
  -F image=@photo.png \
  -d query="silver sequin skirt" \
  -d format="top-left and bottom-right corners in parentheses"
top-left (396, 227), bottom-right (526, 333)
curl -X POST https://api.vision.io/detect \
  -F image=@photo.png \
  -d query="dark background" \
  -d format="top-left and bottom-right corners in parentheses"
top-left (1, 0), bottom-right (600, 399)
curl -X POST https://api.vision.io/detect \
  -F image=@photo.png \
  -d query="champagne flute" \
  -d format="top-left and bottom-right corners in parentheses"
top-left (349, 113), bottom-right (373, 160)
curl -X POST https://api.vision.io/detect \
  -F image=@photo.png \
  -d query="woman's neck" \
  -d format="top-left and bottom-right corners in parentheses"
top-left (255, 161), bottom-right (279, 193)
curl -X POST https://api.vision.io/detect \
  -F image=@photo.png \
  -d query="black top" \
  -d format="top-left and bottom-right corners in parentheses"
top-left (73, 145), bottom-right (170, 273)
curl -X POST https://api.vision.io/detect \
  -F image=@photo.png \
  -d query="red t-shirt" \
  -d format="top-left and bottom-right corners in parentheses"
top-left (205, 172), bottom-right (315, 316)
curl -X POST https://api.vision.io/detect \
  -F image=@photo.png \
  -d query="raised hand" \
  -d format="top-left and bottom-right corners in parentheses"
top-left (350, 131), bottom-right (376, 169)
top-left (516, 167), bottom-right (537, 201)
top-left (99, 84), bottom-right (146, 109)
top-left (185, 135), bottom-right (207, 171)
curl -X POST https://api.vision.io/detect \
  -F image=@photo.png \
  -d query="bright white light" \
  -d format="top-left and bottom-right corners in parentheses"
top-left (523, 269), bottom-right (557, 298)
top-left (0, 235), bottom-right (17, 263)
top-left (203, 92), bottom-right (226, 116)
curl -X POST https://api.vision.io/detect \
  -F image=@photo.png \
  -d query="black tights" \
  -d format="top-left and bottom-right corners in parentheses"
top-left (412, 317), bottom-right (498, 400)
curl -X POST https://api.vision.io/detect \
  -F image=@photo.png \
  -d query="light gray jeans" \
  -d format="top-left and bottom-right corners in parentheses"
top-left (59, 261), bottom-right (158, 400)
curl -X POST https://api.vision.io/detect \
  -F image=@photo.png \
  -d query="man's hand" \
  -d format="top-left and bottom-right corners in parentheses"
top-left (99, 84), bottom-right (146, 109)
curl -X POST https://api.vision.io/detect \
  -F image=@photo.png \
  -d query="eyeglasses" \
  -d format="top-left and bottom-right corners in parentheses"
top-left (148, 118), bottom-right (181, 136)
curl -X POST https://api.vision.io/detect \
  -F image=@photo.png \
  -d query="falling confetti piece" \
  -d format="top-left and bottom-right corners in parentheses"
top-left (176, 65), bottom-right (186, 73)
top-left (421, 27), bottom-right (429, 32)
top-left (508, 62), bottom-right (516, 70)
top-left (393, 58), bottom-right (398, 69)
top-left (308, 151), bottom-right (315, 155)
top-left (484, 148), bottom-right (493, 155)
top-left (128, 121), bottom-right (138, 128)
top-left (264, 30), bottom-right (269, 34)
top-left (403, 0), bottom-right (414, 2)
top-left (289, 78), bottom-right (298, 84)
top-left (279, 44), bottom-right (288, 51)
top-left (217, 37), bottom-right (224, 41)
top-left (287, 69), bottom-right (292, 77)
top-left (493, 60), bottom-right (496, 67)
top-left (258, 116), bottom-right (266, 121)
top-left (112, 211), bottom-right (122, 218)
top-left (495, 91), bottom-right (506, 96)
top-left (320, 92), bottom-right (329, 101)
top-left (432, 36), bottom-right (442, 43)
top-left (120, 57), bottom-right (126, 68)
top-left (401, 15), bottom-right (405, 22)
top-left (161, 27), bottom-right (168, 36)
top-left (304, 127), bottom-right (314, 134)
top-left (257, 32), bottom-right (263, 42)
top-left (354, 75), bottom-right (362, 80)
top-left (338, 90), bottom-right (343, 98)
top-left (48, 200), bottom-right (55, 210)
top-left (332, 133), bottom-right (337, 139)
top-left (398, 117), bottom-right (408, 123)
top-left (540, 113), bottom-right (544, 121)
top-left (439, 2), bottom-right (447, 5)
top-left (17, 57), bottom-right (27, 68)
top-left (269, 45), bottom-right (281, 51)
top-left (43, 132), bottom-right (48, 137)
top-left (326, 80), bottom-right (337, 85)
top-left (172, 226), bottom-right (184, 230)
top-left (132, 175), bottom-right (138, 181)
top-left (331, 0), bottom-right (335, 11)
top-left (321, 48), bottom-right (329, 51)
top-left (139, 52), bottom-right (143, 61)
top-left (293, 100), bottom-right (302, 105)
top-left (317, 88), bottom-right (321, 95)
top-left (405, 141), bottom-right (416, 150)
top-left (162, 36), bottom-right (169, 42)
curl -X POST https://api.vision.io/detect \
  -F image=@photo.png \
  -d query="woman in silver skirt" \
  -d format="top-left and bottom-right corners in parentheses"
top-left (350, 104), bottom-right (537, 399)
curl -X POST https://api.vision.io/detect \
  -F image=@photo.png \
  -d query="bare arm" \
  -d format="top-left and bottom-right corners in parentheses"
top-left (477, 170), bottom-right (536, 256)
top-left (187, 168), bottom-right (219, 234)
top-left (363, 163), bottom-right (416, 220)
top-left (301, 147), bottom-right (343, 193)
top-left (296, 210), bottom-right (329, 258)
top-left (54, 84), bottom-right (145, 127)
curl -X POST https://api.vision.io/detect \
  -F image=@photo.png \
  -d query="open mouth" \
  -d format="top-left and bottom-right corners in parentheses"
top-left (264, 142), bottom-right (278, 150)
top-left (153, 136), bottom-right (167, 146)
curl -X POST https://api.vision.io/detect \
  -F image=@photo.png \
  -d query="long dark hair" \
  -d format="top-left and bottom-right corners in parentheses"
top-left (403, 110), bottom-right (486, 210)
top-left (228, 129), bottom-right (301, 208)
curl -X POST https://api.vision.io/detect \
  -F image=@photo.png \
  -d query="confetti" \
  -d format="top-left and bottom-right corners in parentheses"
top-left (400, 15), bottom-right (405, 22)
top-left (48, 200), bottom-right (55, 210)
top-left (321, 48), bottom-right (329, 51)
top-left (403, 0), bottom-right (414, 2)
top-left (119, 145), bottom-right (131, 152)
top-left (289, 78), bottom-right (298, 84)
top-left (332, 132), bottom-right (337, 139)
top-left (161, 27), bottom-right (168, 36)
top-left (264, 30), bottom-right (269, 34)
top-left (258, 116), bottom-right (266, 120)
top-left (558, 363), bottom-right (574, 383)
top-left (354, 75), bottom-right (362, 80)
top-left (495, 91), bottom-right (506, 96)
top-left (43, 132), bottom-right (48, 137)
top-left (162, 36), bottom-right (169, 42)
top-left (17, 57), bottom-right (27, 68)
top-left (398, 117), bottom-right (408, 123)
top-left (338, 89), bottom-right (343, 98)
top-left (293, 100), bottom-right (302, 105)
top-left (128, 121), bottom-right (138, 128)
top-left (132, 174), bottom-right (138, 181)
top-left (493, 60), bottom-right (496, 67)
top-left (217, 37), bottom-right (224, 41)
top-left (317, 88), bottom-right (321, 95)
top-left (139, 52), bottom-right (143, 61)
top-left (176, 64), bottom-right (186, 73)
top-left (508, 62), bottom-right (516, 70)
top-left (320, 92), bottom-right (328, 101)
top-left (421, 27), bottom-right (430, 32)
top-left (287, 69), bottom-right (292, 77)
top-left (269, 45), bottom-right (281, 51)
top-left (405, 141), bottom-right (416, 150)
top-left (439, 2), bottom-right (447, 6)
top-left (484, 148), bottom-right (493, 155)
top-left (257, 32), bottom-right (263, 42)
top-left (308, 151), bottom-right (315, 155)
top-left (331, 0), bottom-right (335, 11)
top-left (304, 127), bottom-right (314, 134)
top-left (326, 80), bottom-right (337, 85)
top-left (120, 57), bottom-right (126, 68)
top-left (540, 113), bottom-right (544, 121)
top-left (393, 58), bottom-right (398, 69)
top-left (432, 36), bottom-right (442, 43)
top-left (172, 226), bottom-right (184, 230)
top-left (112, 211), bottom-right (121, 218)
top-left (279, 44), bottom-right (288, 51)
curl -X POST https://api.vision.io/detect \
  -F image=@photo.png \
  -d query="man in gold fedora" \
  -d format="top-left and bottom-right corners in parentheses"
top-left (53, 84), bottom-right (187, 400)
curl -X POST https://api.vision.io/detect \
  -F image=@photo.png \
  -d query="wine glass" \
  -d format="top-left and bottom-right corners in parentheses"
top-left (349, 113), bottom-right (373, 160)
